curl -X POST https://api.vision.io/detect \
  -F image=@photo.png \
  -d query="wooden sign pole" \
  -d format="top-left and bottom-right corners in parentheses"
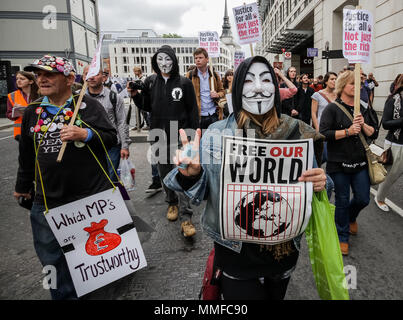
top-left (354, 63), bottom-right (361, 116)
top-left (209, 57), bottom-right (215, 91)
top-left (353, 5), bottom-right (362, 117)
top-left (56, 81), bottom-right (88, 162)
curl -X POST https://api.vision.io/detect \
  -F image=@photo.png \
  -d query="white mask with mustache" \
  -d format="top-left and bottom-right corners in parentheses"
top-left (242, 62), bottom-right (275, 115)
top-left (156, 52), bottom-right (173, 74)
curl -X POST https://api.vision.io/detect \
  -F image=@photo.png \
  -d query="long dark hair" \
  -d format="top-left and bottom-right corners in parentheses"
top-left (16, 71), bottom-right (40, 101)
top-left (223, 69), bottom-right (233, 90)
top-left (322, 72), bottom-right (337, 89)
top-left (286, 66), bottom-right (297, 84)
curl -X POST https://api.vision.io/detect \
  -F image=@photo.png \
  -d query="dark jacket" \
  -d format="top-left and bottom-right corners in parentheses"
top-left (280, 80), bottom-right (298, 117)
top-left (383, 89), bottom-right (403, 145)
top-left (297, 85), bottom-right (315, 124)
top-left (320, 98), bottom-right (377, 173)
top-left (133, 45), bottom-right (199, 139)
top-left (15, 94), bottom-right (117, 208)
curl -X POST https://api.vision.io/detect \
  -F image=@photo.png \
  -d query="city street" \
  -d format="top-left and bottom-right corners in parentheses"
top-left (1, 124), bottom-right (403, 300)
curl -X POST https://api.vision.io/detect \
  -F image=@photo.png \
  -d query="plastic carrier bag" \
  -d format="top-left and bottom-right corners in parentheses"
top-left (305, 190), bottom-right (350, 300)
top-left (118, 159), bottom-right (135, 191)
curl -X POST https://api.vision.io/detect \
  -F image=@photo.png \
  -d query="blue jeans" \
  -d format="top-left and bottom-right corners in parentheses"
top-left (330, 168), bottom-right (370, 243)
top-left (107, 144), bottom-right (121, 182)
top-left (151, 163), bottom-right (159, 180)
top-left (326, 174), bottom-right (334, 200)
top-left (30, 203), bottom-right (77, 299)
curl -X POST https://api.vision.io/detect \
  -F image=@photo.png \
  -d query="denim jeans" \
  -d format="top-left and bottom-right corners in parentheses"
top-left (30, 203), bottom-right (77, 299)
top-left (107, 144), bottom-right (121, 182)
top-left (151, 163), bottom-right (159, 180)
top-left (330, 168), bottom-right (370, 243)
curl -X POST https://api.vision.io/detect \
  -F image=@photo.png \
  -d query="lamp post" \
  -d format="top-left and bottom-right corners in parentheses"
top-left (325, 41), bottom-right (329, 74)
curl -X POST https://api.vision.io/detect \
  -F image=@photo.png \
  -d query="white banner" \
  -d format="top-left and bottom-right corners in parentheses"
top-left (198, 31), bottom-right (220, 58)
top-left (343, 9), bottom-right (373, 64)
top-left (233, 2), bottom-right (262, 45)
top-left (85, 33), bottom-right (104, 80)
top-left (45, 188), bottom-right (147, 297)
top-left (219, 136), bottom-right (314, 245)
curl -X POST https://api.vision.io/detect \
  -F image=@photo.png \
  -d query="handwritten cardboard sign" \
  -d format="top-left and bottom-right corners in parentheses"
top-left (233, 2), bottom-right (261, 45)
top-left (343, 9), bottom-right (373, 64)
top-left (199, 31), bottom-right (220, 58)
top-left (45, 188), bottom-right (147, 297)
top-left (219, 136), bottom-right (314, 245)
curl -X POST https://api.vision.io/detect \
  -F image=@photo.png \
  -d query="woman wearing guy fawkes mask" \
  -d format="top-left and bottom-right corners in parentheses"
top-left (164, 56), bottom-right (326, 300)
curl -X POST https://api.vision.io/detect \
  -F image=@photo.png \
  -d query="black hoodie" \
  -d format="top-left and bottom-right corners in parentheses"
top-left (231, 56), bottom-right (282, 121)
top-left (133, 45), bottom-right (199, 139)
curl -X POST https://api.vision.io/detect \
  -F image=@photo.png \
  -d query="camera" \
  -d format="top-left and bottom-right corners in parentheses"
top-left (128, 79), bottom-right (144, 91)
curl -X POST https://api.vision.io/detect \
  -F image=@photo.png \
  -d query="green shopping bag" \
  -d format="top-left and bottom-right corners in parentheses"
top-left (305, 190), bottom-right (350, 300)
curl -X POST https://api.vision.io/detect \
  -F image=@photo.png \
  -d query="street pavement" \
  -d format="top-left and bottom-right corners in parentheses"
top-left (0, 119), bottom-right (403, 300)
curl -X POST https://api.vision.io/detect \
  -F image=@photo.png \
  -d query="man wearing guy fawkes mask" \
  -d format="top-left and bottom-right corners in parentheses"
top-left (164, 56), bottom-right (327, 300)
top-left (131, 45), bottom-right (199, 238)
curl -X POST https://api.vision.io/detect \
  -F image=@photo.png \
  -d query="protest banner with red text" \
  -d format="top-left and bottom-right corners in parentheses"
top-left (343, 8), bottom-right (373, 64)
top-left (233, 2), bottom-right (261, 45)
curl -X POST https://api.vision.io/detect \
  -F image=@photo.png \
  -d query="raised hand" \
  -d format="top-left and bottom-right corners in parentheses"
top-left (174, 128), bottom-right (202, 177)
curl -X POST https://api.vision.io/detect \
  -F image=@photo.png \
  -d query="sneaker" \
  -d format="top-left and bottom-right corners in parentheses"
top-left (340, 242), bottom-right (349, 256)
top-left (145, 180), bottom-right (162, 193)
top-left (167, 205), bottom-right (178, 221)
top-left (181, 220), bottom-right (196, 237)
top-left (375, 196), bottom-right (390, 212)
top-left (349, 221), bottom-right (358, 235)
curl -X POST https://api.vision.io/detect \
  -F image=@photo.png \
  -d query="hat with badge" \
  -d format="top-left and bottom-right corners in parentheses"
top-left (24, 55), bottom-right (76, 76)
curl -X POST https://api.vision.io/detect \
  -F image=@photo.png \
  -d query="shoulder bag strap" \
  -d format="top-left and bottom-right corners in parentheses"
top-left (318, 91), bottom-right (332, 104)
top-left (334, 101), bottom-right (370, 150)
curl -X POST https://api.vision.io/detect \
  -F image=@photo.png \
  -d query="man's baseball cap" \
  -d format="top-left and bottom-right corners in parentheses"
top-left (24, 55), bottom-right (76, 76)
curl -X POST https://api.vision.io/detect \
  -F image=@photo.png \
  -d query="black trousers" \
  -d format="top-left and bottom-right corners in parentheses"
top-left (220, 274), bottom-right (291, 300)
top-left (200, 113), bottom-right (219, 130)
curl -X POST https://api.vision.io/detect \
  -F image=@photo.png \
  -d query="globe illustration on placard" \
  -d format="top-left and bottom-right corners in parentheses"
top-left (234, 190), bottom-right (292, 239)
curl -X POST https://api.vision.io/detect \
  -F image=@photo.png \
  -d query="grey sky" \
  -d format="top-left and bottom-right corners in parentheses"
top-left (98, 0), bottom-right (254, 56)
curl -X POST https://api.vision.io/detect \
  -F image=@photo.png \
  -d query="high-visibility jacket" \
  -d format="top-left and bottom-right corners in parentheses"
top-left (7, 90), bottom-right (28, 139)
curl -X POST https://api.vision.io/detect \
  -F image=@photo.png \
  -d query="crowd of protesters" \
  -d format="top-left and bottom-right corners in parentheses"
top-left (7, 46), bottom-right (402, 301)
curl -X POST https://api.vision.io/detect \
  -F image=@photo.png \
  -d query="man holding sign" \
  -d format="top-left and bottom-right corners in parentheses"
top-left (190, 47), bottom-right (225, 129)
top-left (13, 55), bottom-right (117, 299)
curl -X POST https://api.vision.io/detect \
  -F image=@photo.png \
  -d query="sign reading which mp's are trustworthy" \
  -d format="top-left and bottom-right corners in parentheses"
top-left (343, 8), bottom-right (373, 64)
top-left (45, 188), bottom-right (147, 297)
top-left (199, 31), bottom-right (220, 58)
top-left (233, 2), bottom-right (261, 45)
top-left (219, 136), bottom-right (314, 245)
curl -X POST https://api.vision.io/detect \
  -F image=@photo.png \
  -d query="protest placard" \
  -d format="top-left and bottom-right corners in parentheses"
top-left (233, 2), bottom-right (261, 45)
top-left (198, 31), bottom-right (220, 58)
top-left (45, 188), bottom-right (147, 297)
top-left (342, 8), bottom-right (373, 64)
top-left (219, 136), bottom-right (314, 245)
top-left (234, 51), bottom-right (245, 70)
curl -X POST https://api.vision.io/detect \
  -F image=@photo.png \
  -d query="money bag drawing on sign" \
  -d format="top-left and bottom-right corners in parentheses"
top-left (84, 219), bottom-right (122, 256)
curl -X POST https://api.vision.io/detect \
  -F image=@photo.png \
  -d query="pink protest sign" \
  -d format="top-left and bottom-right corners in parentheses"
top-left (198, 31), bottom-right (220, 58)
top-left (343, 9), bottom-right (373, 64)
top-left (234, 51), bottom-right (245, 70)
top-left (233, 2), bottom-right (261, 45)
